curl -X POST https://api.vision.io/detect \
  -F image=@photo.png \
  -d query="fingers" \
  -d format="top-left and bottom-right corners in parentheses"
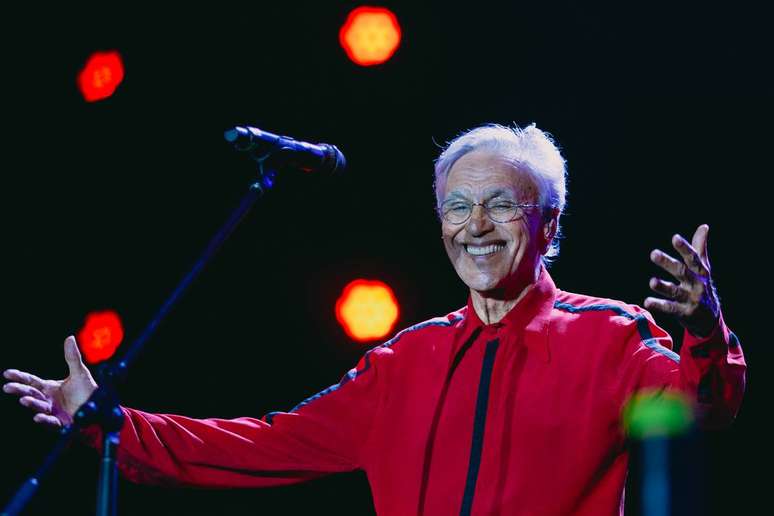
top-left (19, 395), bottom-right (53, 414)
top-left (691, 224), bottom-right (707, 256)
top-left (671, 234), bottom-right (709, 277)
top-left (644, 297), bottom-right (680, 315)
top-left (693, 224), bottom-right (711, 265)
top-left (649, 277), bottom-right (687, 301)
top-left (3, 382), bottom-right (47, 401)
top-left (650, 249), bottom-right (686, 280)
top-left (63, 335), bottom-right (86, 376)
top-left (2, 369), bottom-right (47, 391)
top-left (33, 413), bottom-right (62, 427)
top-left (3, 371), bottom-right (62, 427)
top-left (647, 226), bottom-right (719, 335)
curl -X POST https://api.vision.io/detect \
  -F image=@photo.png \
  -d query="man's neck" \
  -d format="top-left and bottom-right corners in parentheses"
top-left (470, 265), bottom-right (541, 325)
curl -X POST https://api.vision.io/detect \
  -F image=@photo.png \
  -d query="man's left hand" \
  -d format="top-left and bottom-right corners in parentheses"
top-left (644, 224), bottom-right (720, 337)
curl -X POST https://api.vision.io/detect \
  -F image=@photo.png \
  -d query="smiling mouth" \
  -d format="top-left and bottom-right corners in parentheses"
top-left (464, 243), bottom-right (506, 256)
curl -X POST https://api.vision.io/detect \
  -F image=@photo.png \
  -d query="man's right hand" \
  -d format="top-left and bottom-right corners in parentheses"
top-left (3, 336), bottom-right (98, 427)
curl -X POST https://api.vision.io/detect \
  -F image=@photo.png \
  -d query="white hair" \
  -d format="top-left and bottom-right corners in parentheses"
top-left (434, 123), bottom-right (568, 263)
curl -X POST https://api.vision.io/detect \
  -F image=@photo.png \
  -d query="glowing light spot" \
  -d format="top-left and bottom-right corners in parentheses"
top-left (622, 388), bottom-right (693, 438)
top-left (78, 51), bottom-right (125, 102)
top-left (339, 6), bottom-right (402, 66)
top-left (77, 310), bottom-right (124, 364)
top-left (336, 279), bottom-right (400, 342)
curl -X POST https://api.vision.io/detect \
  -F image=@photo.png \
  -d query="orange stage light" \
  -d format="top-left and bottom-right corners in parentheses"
top-left (339, 6), bottom-right (402, 66)
top-left (77, 51), bottom-right (125, 102)
top-left (336, 279), bottom-right (400, 342)
top-left (77, 310), bottom-right (125, 364)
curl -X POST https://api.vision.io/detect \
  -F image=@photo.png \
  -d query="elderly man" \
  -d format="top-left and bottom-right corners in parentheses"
top-left (3, 124), bottom-right (746, 515)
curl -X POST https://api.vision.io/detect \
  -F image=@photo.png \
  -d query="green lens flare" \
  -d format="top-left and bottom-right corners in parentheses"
top-left (622, 389), bottom-right (693, 438)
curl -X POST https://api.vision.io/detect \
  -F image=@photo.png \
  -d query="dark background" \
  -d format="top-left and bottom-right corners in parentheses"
top-left (1, 2), bottom-right (769, 514)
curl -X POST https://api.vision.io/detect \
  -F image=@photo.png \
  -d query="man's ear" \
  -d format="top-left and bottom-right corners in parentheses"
top-left (541, 209), bottom-right (560, 254)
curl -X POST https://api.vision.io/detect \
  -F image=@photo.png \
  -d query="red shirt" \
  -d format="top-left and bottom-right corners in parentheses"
top-left (97, 267), bottom-right (746, 515)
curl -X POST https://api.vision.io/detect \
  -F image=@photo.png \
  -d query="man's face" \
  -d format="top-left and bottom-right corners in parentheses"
top-left (440, 150), bottom-right (548, 296)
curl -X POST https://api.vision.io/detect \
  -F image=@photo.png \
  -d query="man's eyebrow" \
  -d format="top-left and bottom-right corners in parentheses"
top-left (442, 191), bottom-right (469, 202)
top-left (483, 188), bottom-right (517, 199)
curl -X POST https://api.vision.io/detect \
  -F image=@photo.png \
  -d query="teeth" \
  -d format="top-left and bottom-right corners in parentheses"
top-left (466, 244), bottom-right (505, 256)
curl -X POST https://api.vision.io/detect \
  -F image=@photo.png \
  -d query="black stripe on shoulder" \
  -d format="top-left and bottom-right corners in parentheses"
top-left (266, 315), bottom-right (464, 421)
top-left (553, 301), bottom-right (680, 363)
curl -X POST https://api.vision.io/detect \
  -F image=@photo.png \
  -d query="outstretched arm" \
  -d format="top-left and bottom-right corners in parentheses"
top-left (4, 336), bottom-right (387, 488)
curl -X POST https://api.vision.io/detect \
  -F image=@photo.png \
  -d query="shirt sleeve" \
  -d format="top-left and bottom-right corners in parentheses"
top-left (622, 308), bottom-right (746, 429)
top-left (83, 346), bottom-right (390, 488)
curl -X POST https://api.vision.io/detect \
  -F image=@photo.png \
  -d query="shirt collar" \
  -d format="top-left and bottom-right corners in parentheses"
top-left (459, 265), bottom-right (556, 362)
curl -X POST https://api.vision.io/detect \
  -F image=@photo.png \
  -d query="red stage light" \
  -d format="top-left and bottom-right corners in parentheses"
top-left (77, 51), bottom-right (125, 102)
top-left (336, 279), bottom-right (400, 342)
top-left (339, 6), bottom-right (402, 66)
top-left (77, 310), bottom-right (125, 364)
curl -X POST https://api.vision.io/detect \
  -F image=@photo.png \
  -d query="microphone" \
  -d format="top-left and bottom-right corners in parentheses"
top-left (224, 126), bottom-right (346, 174)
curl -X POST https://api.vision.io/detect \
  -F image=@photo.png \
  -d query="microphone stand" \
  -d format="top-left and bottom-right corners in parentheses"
top-left (2, 149), bottom-right (280, 516)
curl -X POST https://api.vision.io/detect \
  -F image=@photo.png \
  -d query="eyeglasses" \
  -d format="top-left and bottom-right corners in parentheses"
top-left (440, 199), bottom-right (541, 225)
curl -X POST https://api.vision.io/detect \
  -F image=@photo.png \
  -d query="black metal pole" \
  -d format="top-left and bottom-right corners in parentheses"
top-left (96, 432), bottom-right (121, 516)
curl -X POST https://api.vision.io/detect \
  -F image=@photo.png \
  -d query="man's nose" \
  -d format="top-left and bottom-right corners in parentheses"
top-left (466, 204), bottom-right (493, 236)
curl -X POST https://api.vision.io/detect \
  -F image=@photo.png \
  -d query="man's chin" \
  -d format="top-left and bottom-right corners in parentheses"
top-left (459, 274), bottom-right (503, 295)
top-left (459, 270), bottom-right (536, 301)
